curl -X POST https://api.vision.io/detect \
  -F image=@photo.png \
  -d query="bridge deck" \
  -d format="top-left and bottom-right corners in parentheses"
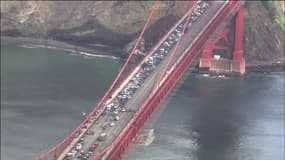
top-left (61, 1), bottom-right (227, 159)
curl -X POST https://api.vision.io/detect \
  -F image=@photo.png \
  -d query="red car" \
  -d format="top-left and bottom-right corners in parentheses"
top-left (89, 143), bottom-right (98, 152)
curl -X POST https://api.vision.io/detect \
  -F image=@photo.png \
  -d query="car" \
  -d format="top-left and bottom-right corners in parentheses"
top-left (188, 21), bottom-right (192, 28)
top-left (89, 116), bottom-right (96, 122)
top-left (175, 28), bottom-right (181, 33)
top-left (78, 137), bottom-right (85, 143)
top-left (67, 149), bottom-right (77, 156)
top-left (97, 132), bottom-right (107, 141)
top-left (190, 15), bottom-right (198, 22)
top-left (201, 2), bottom-right (209, 9)
top-left (118, 94), bottom-right (127, 99)
top-left (118, 97), bottom-right (127, 102)
top-left (194, 11), bottom-right (201, 16)
top-left (177, 24), bottom-right (183, 31)
top-left (176, 32), bottom-right (182, 37)
top-left (109, 122), bottom-right (115, 127)
top-left (85, 130), bottom-right (94, 135)
top-left (168, 39), bottom-right (175, 45)
top-left (107, 103), bottom-right (114, 108)
top-left (168, 35), bottom-right (174, 41)
top-left (101, 124), bottom-right (108, 130)
top-left (114, 116), bottom-right (120, 121)
top-left (170, 33), bottom-right (177, 39)
top-left (126, 94), bottom-right (132, 99)
top-left (173, 36), bottom-right (179, 42)
top-left (121, 107), bottom-right (126, 112)
top-left (113, 110), bottom-right (119, 115)
top-left (89, 143), bottom-right (98, 152)
top-left (179, 20), bottom-right (186, 27)
top-left (113, 103), bottom-right (119, 109)
top-left (63, 156), bottom-right (72, 160)
top-left (75, 131), bottom-right (81, 138)
top-left (130, 84), bottom-right (139, 89)
top-left (77, 153), bottom-right (89, 160)
top-left (163, 41), bottom-right (170, 47)
top-left (131, 79), bottom-right (140, 84)
top-left (76, 143), bottom-right (83, 151)
top-left (88, 150), bottom-right (94, 155)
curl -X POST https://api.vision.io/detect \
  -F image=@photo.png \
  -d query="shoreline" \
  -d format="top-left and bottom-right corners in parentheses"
top-left (1, 36), bottom-right (123, 60)
top-left (246, 63), bottom-right (285, 73)
top-left (1, 36), bottom-right (284, 73)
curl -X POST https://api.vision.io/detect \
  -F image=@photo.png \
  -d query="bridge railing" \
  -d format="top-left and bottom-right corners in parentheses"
top-left (92, 0), bottom-right (245, 159)
top-left (91, 1), bottom-right (200, 159)
top-left (35, 2), bottom-right (160, 160)
top-left (36, 1), bottom-right (244, 159)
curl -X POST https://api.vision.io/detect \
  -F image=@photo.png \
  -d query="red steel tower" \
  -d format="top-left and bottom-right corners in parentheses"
top-left (199, 5), bottom-right (245, 74)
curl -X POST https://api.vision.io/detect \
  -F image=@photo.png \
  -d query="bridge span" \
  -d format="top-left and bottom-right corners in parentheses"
top-left (36, 1), bottom-right (245, 160)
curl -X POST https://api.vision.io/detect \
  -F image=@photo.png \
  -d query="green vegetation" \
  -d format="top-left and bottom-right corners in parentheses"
top-left (261, 1), bottom-right (285, 31)
top-left (275, 14), bottom-right (285, 31)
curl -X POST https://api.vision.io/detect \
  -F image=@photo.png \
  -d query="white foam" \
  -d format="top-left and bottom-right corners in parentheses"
top-left (20, 44), bottom-right (120, 60)
top-left (20, 44), bottom-right (38, 49)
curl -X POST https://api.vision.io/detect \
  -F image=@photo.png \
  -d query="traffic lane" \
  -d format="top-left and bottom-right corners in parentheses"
top-left (60, 1), bottom-right (227, 159)
top-left (90, 55), bottom-right (169, 157)
top-left (169, 1), bottom-right (226, 67)
top-left (88, 1), bottom-right (227, 157)
top-left (76, 1), bottom-right (226, 158)
top-left (88, 22), bottom-right (186, 156)
top-left (99, 1), bottom-right (228, 157)
top-left (79, 32), bottom-right (173, 157)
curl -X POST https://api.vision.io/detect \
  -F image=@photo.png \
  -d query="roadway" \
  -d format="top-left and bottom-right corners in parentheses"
top-left (60, 1), bottom-right (227, 159)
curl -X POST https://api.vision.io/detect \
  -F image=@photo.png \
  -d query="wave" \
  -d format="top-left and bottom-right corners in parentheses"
top-left (20, 44), bottom-right (120, 60)
top-left (20, 44), bottom-right (39, 49)
top-left (197, 74), bottom-right (231, 79)
top-left (20, 44), bottom-right (57, 49)
top-left (63, 49), bottom-right (119, 60)
top-left (210, 75), bottom-right (230, 79)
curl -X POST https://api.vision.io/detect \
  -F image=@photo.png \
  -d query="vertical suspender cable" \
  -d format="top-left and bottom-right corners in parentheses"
top-left (152, 1), bottom-right (198, 93)
top-left (35, 1), bottom-right (159, 160)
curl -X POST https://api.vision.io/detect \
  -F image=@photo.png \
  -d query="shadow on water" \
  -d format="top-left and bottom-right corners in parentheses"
top-left (123, 72), bottom-right (283, 160)
top-left (188, 76), bottom-right (250, 160)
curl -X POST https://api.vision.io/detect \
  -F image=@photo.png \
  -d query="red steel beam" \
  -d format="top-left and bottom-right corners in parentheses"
top-left (35, 2), bottom-right (159, 159)
top-left (233, 5), bottom-right (244, 61)
top-left (154, 1), bottom-right (198, 90)
top-left (96, 1), bottom-right (243, 160)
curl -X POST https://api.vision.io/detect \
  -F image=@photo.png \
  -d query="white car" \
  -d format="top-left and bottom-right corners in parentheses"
top-left (114, 116), bottom-right (120, 121)
top-left (109, 122), bottom-right (115, 127)
top-left (188, 22), bottom-right (192, 28)
top-left (113, 110), bottom-right (119, 115)
top-left (76, 143), bottom-right (82, 150)
top-left (176, 32), bottom-right (182, 37)
top-left (67, 149), bottom-right (77, 156)
top-left (121, 107), bottom-right (126, 112)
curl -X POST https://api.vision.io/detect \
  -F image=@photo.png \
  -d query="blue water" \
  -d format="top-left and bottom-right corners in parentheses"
top-left (1, 43), bottom-right (284, 160)
top-left (1, 44), bottom-right (121, 160)
top-left (124, 72), bottom-right (284, 160)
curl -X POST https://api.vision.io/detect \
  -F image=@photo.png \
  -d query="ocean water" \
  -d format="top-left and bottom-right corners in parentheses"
top-left (1, 43), bottom-right (284, 160)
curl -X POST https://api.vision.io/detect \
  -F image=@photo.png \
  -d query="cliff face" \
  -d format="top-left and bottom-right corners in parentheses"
top-left (1, 1), bottom-right (284, 66)
top-left (243, 1), bottom-right (284, 65)
top-left (1, 1), bottom-right (188, 46)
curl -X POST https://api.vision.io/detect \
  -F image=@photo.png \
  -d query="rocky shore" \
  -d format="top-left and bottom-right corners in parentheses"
top-left (247, 63), bottom-right (285, 73)
top-left (2, 35), bottom-right (284, 73)
top-left (1, 1), bottom-right (284, 71)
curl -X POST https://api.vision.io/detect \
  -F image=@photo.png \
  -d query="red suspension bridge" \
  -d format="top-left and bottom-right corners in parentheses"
top-left (36, 0), bottom-right (246, 159)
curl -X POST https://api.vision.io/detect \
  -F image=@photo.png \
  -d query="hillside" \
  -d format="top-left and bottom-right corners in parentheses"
top-left (1, 1), bottom-right (284, 67)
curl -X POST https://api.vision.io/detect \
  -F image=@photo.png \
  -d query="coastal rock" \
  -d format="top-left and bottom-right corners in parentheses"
top-left (1, 1), bottom-right (284, 66)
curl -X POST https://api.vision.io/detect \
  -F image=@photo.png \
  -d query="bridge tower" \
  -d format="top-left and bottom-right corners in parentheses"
top-left (199, 5), bottom-right (245, 74)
